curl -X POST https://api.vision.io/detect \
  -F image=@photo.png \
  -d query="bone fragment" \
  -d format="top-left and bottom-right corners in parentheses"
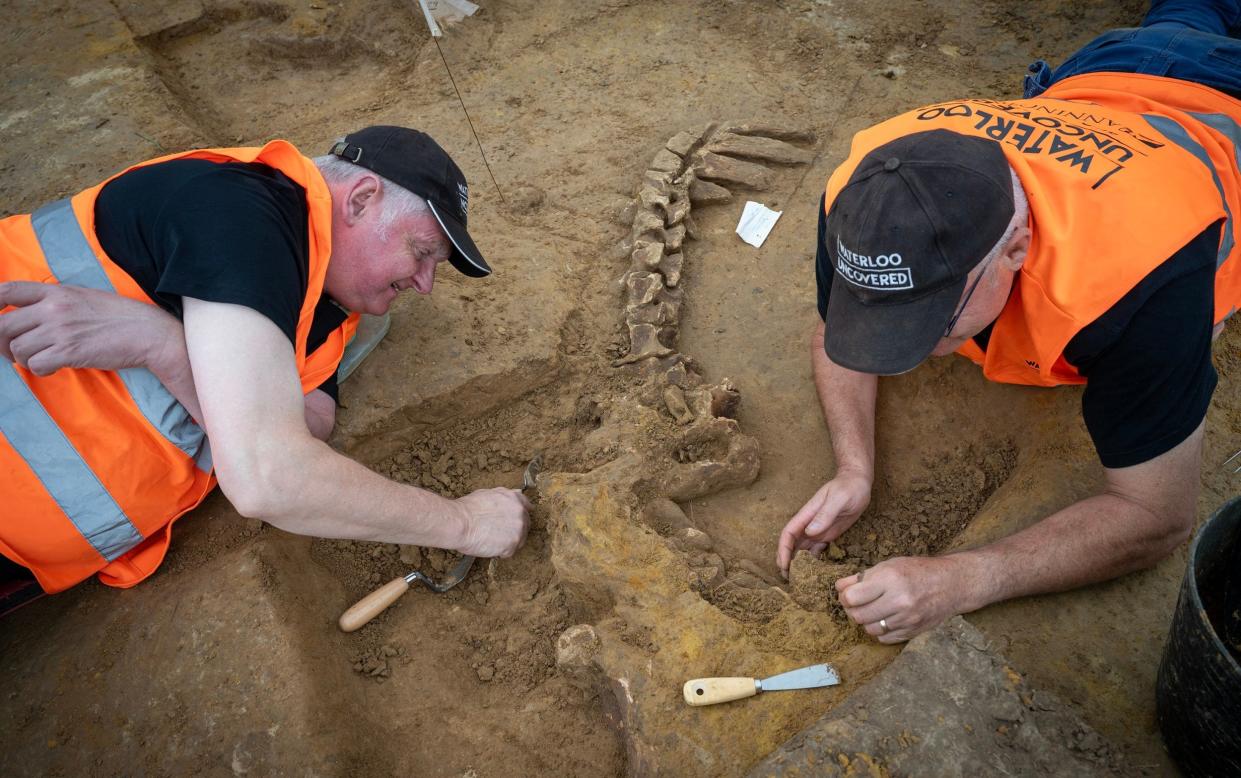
top-left (663, 385), bottom-right (696, 425)
top-left (689, 178), bottom-right (732, 205)
top-left (718, 123), bottom-right (817, 143)
top-left (630, 239), bottom-right (664, 271)
top-left (663, 198), bottom-right (690, 226)
top-left (706, 132), bottom-right (815, 165)
top-left (649, 148), bottom-right (684, 173)
top-left (694, 152), bottom-right (773, 190)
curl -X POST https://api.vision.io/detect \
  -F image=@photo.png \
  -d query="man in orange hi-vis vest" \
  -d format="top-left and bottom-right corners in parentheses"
top-left (778, 1), bottom-right (1241, 642)
top-left (0, 126), bottom-right (530, 607)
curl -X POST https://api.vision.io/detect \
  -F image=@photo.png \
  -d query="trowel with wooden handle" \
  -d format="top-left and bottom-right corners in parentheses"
top-left (338, 455), bottom-right (542, 632)
top-left (683, 663), bottom-right (841, 706)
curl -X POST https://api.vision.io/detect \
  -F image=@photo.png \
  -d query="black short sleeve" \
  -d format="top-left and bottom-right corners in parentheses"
top-left (96, 159), bottom-right (309, 344)
top-left (1065, 223), bottom-right (1221, 469)
top-left (95, 158), bottom-right (345, 401)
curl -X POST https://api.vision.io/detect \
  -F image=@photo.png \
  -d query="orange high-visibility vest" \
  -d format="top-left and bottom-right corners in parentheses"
top-left (824, 73), bottom-right (1240, 387)
top-left (0, 141), bottom-right (359, 593)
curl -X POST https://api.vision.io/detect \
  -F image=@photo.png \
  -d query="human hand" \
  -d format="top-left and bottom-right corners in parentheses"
top-left (777, 471), bottom-right (872, 577)
top-left (453, 487), bottom-right (532, 558)
top-left (834, 555), bottom-right (969, 644)
top-left (0, 281), bottom-right (180, 376)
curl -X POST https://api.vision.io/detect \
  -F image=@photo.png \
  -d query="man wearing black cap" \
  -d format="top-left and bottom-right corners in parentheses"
top-left (0, 126), bottom-right (529, 597)
top-left (778, 0), bottom-right (1241, 642)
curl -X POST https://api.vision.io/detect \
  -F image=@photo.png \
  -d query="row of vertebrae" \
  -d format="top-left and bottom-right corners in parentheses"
top-left (613, 122), bottom-right (816, 368)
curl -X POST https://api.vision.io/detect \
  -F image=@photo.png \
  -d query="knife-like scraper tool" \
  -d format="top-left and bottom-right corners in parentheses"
top-left (683, 662), bottom-right (841, 706)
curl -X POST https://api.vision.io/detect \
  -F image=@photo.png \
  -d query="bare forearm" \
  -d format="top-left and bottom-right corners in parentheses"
top-left (811, 321), bottom-right (877, 479)
top-left (953, 493), bottom-right (1190, 612)
top-left (238, 435), bottom-right (466, 548)
top-left (147, 326), bottom-right (205, 423)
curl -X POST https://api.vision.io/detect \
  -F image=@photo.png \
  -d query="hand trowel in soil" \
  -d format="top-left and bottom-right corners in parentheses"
top-left (338, 455), bottom-right (543, 632)
top-left (683, 663), bottom-right (841, 706)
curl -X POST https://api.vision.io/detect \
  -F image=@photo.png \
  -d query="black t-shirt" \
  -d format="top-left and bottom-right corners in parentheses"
top-left (815, 194), bottom-right (1221, 469)
top-left (94, 158), bottom-right (348, 401)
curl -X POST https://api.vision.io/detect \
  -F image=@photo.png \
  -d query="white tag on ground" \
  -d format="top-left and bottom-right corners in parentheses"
top-left (736, 201), bottom-right (782, 248)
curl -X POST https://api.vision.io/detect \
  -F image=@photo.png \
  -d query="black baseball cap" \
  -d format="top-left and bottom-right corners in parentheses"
top-left (822, 129), bottom-right (1014, 374)
top-left (329, 126), bottom-right (492, 278)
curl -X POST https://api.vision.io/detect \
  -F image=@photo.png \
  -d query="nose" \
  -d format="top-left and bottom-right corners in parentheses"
top-left (411, 257), bottom-right (437, 295)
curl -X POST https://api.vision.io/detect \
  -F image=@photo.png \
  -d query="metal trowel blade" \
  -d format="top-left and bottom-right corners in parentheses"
top-left (425, 554), bottom-right (475, 592)
top-left (759, 663), bottom-right (841, 692)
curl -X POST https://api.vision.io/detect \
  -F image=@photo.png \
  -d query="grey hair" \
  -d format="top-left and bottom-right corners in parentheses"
top-left (313, 145), bottom-right (429, 240)
top-left (978, 168), bottom-right (1030, 269)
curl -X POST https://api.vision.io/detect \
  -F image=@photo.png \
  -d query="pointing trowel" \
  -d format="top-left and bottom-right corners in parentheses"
top-left (338, 455), bottom-right (542, 632)
top-left (683, 663), bottom-right (841, 706)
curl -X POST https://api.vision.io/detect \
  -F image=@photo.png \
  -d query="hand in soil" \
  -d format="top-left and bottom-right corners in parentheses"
top-left (777, 472), bottom-right (873, 577)
top-left (835, 555), bottom-right (968, 644)
top-left (454, 487), bottom-right (532, 558)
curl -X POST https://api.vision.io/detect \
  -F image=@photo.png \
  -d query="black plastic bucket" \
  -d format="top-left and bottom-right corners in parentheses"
top-left (1156, 495), bottom-right (1241, 775)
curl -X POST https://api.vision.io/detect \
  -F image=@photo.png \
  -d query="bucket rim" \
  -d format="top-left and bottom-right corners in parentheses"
top-left (1183, 494), bottom-right (1241, 678)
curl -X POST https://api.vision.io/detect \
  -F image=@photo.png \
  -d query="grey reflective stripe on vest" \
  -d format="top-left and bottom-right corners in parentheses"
top-left (29, 198), bottom-right (212, 472)
top-left (0, 362), bottom-right (142, 560)
top-left (1142, 113), bottom-right (1235, 268)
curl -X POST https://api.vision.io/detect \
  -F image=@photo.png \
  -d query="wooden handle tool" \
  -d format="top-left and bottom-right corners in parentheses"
top-left (338, 576), bottom-right (412, 632)
top-left (683, 663), bottom-right (841, 706)
top-left (683, 677), bottom-right (761, 706)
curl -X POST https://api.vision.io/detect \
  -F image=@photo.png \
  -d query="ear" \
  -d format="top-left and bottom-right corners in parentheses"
top-left (1000, 226), bottom-right (1031, 272)
top-left (343, 175), bottom-right (381, 226)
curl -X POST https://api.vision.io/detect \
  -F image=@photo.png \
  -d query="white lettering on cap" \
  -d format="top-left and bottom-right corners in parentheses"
top-left (835, 237), bottom-right (913, 291)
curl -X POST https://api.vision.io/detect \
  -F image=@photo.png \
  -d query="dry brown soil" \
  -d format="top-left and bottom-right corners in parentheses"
top-left (3, 0), bottom-right (1240, 776)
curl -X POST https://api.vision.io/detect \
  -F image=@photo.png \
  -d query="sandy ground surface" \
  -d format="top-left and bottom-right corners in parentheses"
top-left (3, 0), bottom-right (1240, 775)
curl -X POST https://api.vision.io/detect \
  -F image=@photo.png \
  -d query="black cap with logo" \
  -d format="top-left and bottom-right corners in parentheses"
top-left (329, 126), bottom-right (492, 278)
top-left (823, 129), bottom-right (1014, 374)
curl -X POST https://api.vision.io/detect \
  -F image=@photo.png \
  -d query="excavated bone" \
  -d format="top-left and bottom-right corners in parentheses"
top-left (555, 624), bottom-right (602, 692)
top-left (663, 385), bottom-right (695, 425)
top-left (626, 297), bottom-right (679, 326)
top-left (643, 169), bottom-right (674, 189)
top-left (640, 497), bottom-right (693, 535)
top-left (649, 148), bottom-right (684, 173)
top-left (630, 239), bottom-right (664, 271)
top-left (663, 223), bottom-right (687, 252)
top-left (689, 178), bottom-right (732, 205)
top-left (719, 123), bottom-right (817, 143)
top-left (631, 209), bottom-right (665, 239)
top-left (658, 252), bottom-right (683, 287)
top-left (614, 322), bottom-right (674, 364)
top-left (663, 197), bottom-right (690, 226)
top-left (624, 270), bottom-right (664, 306)
top-left (663, 419), bottom-right (761, 501)
top-left (693, 151), bottom-right (773, 190)
top-left (638, 185), bottom-right (670, 211)
top-left (665, 130), bottom-right (702, 158)
top-left (706, 132), bottom-right (815, 165)
top-left (663, 361), bottom-right (690, 388)
top-left (683, 213), bottom-right (701, 241)
top-left (671, 527), bottom-right (714, 553)
top-left (685, 380), bottom-right (740, 419)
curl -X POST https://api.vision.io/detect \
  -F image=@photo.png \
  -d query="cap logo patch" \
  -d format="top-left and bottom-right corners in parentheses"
top-left (835, 237), bottom-right (912, 291)
top-left (457, 182), bottom-right (469, 214)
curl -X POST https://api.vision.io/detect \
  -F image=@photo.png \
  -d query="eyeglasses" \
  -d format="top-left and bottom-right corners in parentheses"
top-left (942, 253), bottom-right (997, 338)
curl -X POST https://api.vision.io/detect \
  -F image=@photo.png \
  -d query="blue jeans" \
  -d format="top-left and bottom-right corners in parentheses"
top-left (1024, 0), bottom-right (1241, 99)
